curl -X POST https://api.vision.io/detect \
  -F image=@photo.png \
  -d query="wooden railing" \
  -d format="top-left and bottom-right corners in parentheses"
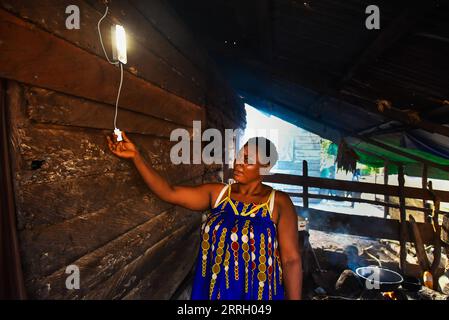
top-left (262, 160), bottom-right (448, 273)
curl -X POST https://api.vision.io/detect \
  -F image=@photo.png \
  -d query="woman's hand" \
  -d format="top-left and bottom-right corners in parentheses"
top-left (107, 131), bottom-right (138, 159)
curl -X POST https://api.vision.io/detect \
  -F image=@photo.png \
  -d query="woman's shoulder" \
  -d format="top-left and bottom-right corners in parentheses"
top-left (272, 189), bottom-right (294, 207)
top-left (205, 182), bottom-right (228, 192)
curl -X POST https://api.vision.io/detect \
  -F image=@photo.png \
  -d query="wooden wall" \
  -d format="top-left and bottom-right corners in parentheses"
top-left (0, 0), bottom-right (245, 299)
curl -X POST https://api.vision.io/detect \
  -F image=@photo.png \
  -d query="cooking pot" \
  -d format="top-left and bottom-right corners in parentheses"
top-left (356, 266), bottom-right (403, 292)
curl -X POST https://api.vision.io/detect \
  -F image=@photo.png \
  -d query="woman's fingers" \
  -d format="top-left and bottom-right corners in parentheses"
top-left (121, 131), bottom-right (131, 143)
top-left (107, 136), bottom-right (116, 150)
top-left (107, 135), bottom-right (120, 155)
top-left (107, 134), bottom-right (134, 158)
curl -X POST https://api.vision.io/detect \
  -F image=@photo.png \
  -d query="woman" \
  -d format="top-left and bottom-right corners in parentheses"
top-left (107, 133), bottom-right (302, 300)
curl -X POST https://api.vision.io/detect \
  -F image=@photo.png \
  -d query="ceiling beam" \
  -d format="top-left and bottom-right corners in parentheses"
top-left (340, 88), bottom-right (449, 138)
top-left (339, 1), bottom-right (430, 87)
top-left (241, 86), bottom-right (449, 173)
top-left (255, 0), bottom-right (274, 62)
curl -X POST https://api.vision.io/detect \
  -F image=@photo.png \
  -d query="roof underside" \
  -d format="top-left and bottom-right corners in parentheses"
top-left (167, 0), bottom-right (449, 179)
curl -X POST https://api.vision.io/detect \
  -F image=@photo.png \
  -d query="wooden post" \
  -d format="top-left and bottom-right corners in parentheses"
top-left (384, 161), bottom-right (389, 218)
top-left (422, 164), bottom-right (430, 223)
top-left (0, 80), bottom-right (27, 299)
top-left (428, 181), bottom-right (442, 277)
top-left (303, 160), bottom-right (309, 209)
top-left (398, 165), bottom-right (408, 273)
top-left (409, 215), bottom-right (430, 272)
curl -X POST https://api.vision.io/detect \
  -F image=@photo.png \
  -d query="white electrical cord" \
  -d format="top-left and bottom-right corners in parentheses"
top-left (114, 62), bottom-right (123, 129)
top-left (97, 5), bottom-right (124, 133)
top-left (97, 6), bottom-right (119, 65)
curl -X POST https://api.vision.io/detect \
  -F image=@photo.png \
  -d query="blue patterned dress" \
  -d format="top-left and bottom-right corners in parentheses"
top-left (191, 184), bottom-right (285, 300)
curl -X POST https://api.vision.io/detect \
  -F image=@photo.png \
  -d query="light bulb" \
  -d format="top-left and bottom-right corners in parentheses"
top-left (112, 25), bottom-right (127, 64)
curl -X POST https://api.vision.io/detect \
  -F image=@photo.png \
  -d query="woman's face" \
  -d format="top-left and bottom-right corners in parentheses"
top-left (233, 144), bottom-right (268, 183)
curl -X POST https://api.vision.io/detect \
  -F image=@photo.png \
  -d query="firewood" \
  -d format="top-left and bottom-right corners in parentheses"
top-left (417, 286), bottom-right (449, 300)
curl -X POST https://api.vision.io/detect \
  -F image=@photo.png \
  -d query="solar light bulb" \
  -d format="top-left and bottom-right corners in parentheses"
top-left (112, 25), bottom-right (127, 64)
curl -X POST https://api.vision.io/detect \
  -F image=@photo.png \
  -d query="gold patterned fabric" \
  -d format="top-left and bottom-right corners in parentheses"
top-left (191, 185), bottom-right (284, 300)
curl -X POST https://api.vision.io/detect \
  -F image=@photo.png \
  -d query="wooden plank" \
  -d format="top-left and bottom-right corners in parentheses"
top-left (378, 105), bottom-right (449, 138)
top-left (83, 222), bottom-right (198, 299)
top-left (409, 215), bottom-right (430, 272)
top-left (16, 164), bottom-right (205, 229)
top-left (10, 122), bottom-right (198, 186)
top-left (256, 0), bottom-right (274, 62)
top-left (0, 79), bottom-right (28, 299)
top-left (28, 207), bottom-right (201, 299)
top-left (264, 173), bottom-right (449, 202)
top-left (428, 182), bottom-right (442, 276)
top-left (287, 192), bottom-right (432, 214)
top-left (296, 206), bottom-right (437, 245)
top-left (129, 0), bottom-right (210, 74)
top-left (18, 169), bottom-right (203, 279)
top-left (19, 184), bottom-right (198, 281)
top-left (122, 228), bottom-right (200, 299)
top-left (339, 2), bottom-right (427, 85)
top-left (422, 164), bottom-right (430, 223)
top-left (384, 161), bottom-right (389, 218)
top-left (417, 286), bottom-right (449, 300)
top-left (0, 0), bottom-right (206, 106)
top-left (0, 9), bottom-right (205, 127)
top-left (302, 160), bottom-right (309, 208)
top-left (13, 126), bottom-right (162, 184)
top-left (398, 165), bottom-right (408, 272)
top-left (26, 87), bottom-right (192, 138)
top-left (84, 0), bottom-right (207, 90)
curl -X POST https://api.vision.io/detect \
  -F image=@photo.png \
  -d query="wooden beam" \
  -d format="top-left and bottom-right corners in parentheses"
top-left (287, 192), bottom-right (432, 214)
top-left (359, 136), bottom-right (449, 174)
top-left (305, 97), bottom-right (449, 172)
top-left (0, 79), bottom-right (27, 299)
top-left (256, 0), bottom-right (274, 62)
top-left (0, 9), bottom-right (205, 127)
top-left (398, 165), bottom-right (408, 272)
top-left (26, 87), bottom-right (192, 138)
top-left (377, 105), bottom-right (449, 138)
top-left (295, 206), bottom-right (437, 245)
top-left (0, 0), bottom-right (207, 106)
top-left (422, 164), bottom-right (431, 223)
top-left (264, 173), bottom-right (449, 202)
top-left (302, 160), bottom-right (309, 208)
top-left (339, 3), bottom-right (427, 86)
top-left (429, 182), bottom-right (442, 276)
top-left (409, 215), bottom-right (431, 272)
top-left (243, 83), bottom-right (449, 173)
top-left (343, 88), bottom-right (449, 137)
top-left (384, 161), bottom-right (390, 218)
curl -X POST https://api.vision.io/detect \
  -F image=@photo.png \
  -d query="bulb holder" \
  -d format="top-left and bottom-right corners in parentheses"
top-left (114, 128), bottom-right (123, 142)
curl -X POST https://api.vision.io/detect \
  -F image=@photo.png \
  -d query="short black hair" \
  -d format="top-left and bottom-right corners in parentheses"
top-left (244, 137), bottom-right (279, 168)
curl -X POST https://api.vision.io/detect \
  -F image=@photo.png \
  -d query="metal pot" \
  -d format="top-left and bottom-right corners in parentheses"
top-left (356, 266), bottom-right (403, 292)
top-left (401, 276), bottom-right (421, 292)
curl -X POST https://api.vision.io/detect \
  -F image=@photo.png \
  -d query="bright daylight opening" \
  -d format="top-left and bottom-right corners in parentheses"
top-left (241, 104), bottom-right (449, 218)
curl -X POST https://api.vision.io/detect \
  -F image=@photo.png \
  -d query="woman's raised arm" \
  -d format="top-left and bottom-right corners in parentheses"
top-left (107, 131), bottom-right (222, 211)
